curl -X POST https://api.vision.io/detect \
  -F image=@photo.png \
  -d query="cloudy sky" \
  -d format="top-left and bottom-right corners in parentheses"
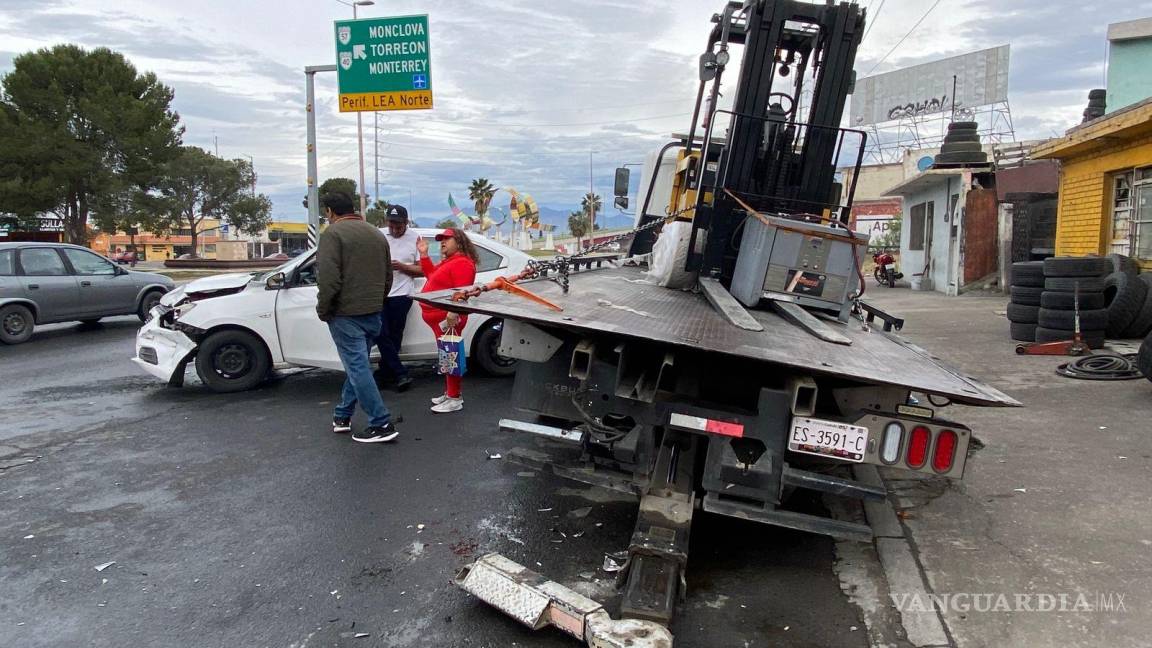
top-left (2, 0), bottom-right (1151, 223)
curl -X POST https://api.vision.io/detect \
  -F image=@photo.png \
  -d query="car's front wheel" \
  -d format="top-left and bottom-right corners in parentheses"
top-left (0, 304), bottom-right (34, 345)
top-left (195, 329), bottom-right (271, 393)
top-left (472, 320), bottom-right (518, 377)
top-left (138, 290), bottom-right (165, 322)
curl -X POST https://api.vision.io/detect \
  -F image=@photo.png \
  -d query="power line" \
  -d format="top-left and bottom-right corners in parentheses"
top-left (864, 0), bottom-right (944, 77)
top-left (861, 0), bottom-right (886, 44)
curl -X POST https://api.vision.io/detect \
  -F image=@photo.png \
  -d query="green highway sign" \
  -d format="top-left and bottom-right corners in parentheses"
top-left (334, 14), bottom-right (433, 112)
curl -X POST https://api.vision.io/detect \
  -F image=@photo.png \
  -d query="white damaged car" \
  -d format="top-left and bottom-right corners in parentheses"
top-left (132, 228), bottom-right (530, 392)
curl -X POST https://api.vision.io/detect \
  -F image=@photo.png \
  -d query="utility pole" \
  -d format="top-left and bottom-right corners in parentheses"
top-left (588, 151), bottom-right (596, 247)
top-left (305, 64), bottom-right (338, 249)
top-left (350, 0), bottom-right (373, 216)
top-left (374, 111), bottom-right (379, 210)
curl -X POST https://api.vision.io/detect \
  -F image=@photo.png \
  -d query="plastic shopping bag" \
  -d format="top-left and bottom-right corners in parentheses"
top-left (437, 331), bottom-right (467, 376)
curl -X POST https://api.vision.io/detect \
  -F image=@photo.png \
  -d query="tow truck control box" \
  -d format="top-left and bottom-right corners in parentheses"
top-left (730, 214), bottom-right (864, 320)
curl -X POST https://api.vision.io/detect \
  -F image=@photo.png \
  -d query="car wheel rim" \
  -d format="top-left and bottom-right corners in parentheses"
top-left (214, 344), bottom-right (252, 378)
top-left (3, 313), bottom-right (26, 335)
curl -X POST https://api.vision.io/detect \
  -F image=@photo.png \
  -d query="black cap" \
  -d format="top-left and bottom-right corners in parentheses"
top-left (386, 205), bottom-right (409, 222)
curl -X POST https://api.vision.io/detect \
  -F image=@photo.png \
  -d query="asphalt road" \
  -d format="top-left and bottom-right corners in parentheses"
top-left (0, 319), bottom-right (872, 648)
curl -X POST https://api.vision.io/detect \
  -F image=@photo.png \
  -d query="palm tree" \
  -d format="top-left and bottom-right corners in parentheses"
top-left (568, 210), bottom-right (589, 249)
top-left (468, 178), bottom-right (496, 216)
top-left (580, 192), bottom-right (602, 215)
top-left (364, 198), bottom-right (392, 227)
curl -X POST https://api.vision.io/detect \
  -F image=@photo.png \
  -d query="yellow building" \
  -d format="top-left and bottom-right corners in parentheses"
top-left (1031, 97), bottom-right (1152, 268)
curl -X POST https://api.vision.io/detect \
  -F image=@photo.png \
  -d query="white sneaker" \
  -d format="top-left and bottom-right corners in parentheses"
top-left (430, 397), bottom-right (463, 413)
top-left (430, 394), bottom-right (451, 406)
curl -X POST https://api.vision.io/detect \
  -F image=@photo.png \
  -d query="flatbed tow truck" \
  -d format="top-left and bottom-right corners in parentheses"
top-left (415, 1), bottom-right (1019, 645)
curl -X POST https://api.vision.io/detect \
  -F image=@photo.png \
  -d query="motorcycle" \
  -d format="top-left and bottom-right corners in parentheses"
top-left (873, 251), bottom-right (903, 288)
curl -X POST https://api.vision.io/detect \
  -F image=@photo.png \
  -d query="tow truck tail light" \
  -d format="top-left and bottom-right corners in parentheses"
top-left (933, 429), bottom-right (958, 473)
top-left (881, 422), bottom-right (903, 464)
top-left (907, 426), bottom-right (930, 468)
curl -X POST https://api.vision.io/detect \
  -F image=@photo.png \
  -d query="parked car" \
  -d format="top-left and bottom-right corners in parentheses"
top-left (263, 253), bottom-right (290, 260)
top-left (132, 229), bottom-right (530, 392)
top-left (0, 243), bottom-right (175, 345)
top-left (112, 250), bottom-right (140, 265)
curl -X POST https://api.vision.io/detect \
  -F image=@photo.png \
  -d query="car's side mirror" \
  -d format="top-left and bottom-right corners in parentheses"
top-left (265, 272), bottom-right (286, 290)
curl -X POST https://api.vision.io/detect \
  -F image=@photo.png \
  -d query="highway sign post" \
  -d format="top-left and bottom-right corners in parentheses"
top-left (334, 15), bottom-right (433, 113)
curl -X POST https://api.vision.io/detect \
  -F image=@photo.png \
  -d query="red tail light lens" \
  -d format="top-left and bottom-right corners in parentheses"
top-left (933, 429), bottom-right (958, 473)
top-left (907, 426), bottom-right (930, 468)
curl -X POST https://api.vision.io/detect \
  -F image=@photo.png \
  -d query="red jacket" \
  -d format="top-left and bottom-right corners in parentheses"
top-left (419, 253), bottom-right (477, 323)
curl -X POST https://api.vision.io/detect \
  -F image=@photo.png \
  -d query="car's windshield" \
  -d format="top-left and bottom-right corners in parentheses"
top-left (252, 253), bottom-right (310, 281)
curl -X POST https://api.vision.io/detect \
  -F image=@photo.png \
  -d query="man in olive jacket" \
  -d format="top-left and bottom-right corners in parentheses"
top-left (316, 191), bottom-right (399, 443)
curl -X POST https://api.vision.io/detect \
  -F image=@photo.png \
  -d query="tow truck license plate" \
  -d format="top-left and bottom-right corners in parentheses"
top-left (788, 417), bottom-right (869, 462)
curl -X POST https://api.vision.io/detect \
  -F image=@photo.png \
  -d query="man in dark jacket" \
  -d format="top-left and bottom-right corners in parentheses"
top-left (316, 191), bottom-right (399, 443)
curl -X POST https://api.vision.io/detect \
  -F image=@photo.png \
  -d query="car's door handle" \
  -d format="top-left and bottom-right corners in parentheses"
top-left (81, 281), bottom-right (92, 287)
top-left (28, 284), bottom-right (39, 290)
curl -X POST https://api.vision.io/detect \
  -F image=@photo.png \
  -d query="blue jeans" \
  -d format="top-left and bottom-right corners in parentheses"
top-left (328, 314), bottom-right (392, 427)
top-left (375, 296), bottom-right (413, 380)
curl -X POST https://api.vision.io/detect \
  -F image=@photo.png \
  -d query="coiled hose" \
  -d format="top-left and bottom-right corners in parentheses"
top-left (1056, 353), bottom-right (1143, 381)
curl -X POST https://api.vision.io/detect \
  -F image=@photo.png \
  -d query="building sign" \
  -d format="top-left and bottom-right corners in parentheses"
top-left (334, 15), bottom-right (433, 113)
top-left (850, 45), bottom-right (1010, 127)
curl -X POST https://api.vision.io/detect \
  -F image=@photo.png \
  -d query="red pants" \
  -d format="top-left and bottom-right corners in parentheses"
top-left (424, 312), bottom-right (466, 398)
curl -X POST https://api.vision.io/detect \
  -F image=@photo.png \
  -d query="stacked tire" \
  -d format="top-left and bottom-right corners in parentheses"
top-left (1105, 254), bottom-right (1152, 339)
top-left (935, 121), bottom-right (988, 166)
top-left (1007, 261), bottom-right (1044, 341)
top-left (1036, 257), bottom-right (1111, 349)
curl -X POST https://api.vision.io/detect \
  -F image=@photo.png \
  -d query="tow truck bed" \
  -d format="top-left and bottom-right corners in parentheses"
top-left (417, 265), bottom-right (1019, 407)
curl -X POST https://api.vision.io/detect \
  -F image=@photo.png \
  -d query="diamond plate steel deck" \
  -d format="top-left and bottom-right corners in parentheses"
top-left (415, 266), bottom-right (1019, 407)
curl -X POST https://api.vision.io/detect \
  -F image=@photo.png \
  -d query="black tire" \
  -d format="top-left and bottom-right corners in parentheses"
top-left (1010, 321), bottom-right (1037, 342)
top-left (1088, 89), bottom-right (1107, 100)
top-left (1108, 254), bottom-right (1140, 276)
top-left (1011, 261), bottom-right (1045, 287)
top-left (1102, 271), bottom-right (1149, 337)
top-left (138, 289), bottom-right (165, 322)
top-left (939, 142), bottom-right (984, 154)
top-left (1006, 303), bottom-right (1040, 323)
top-left (1044, 276), bottom-right (1107, 293)
top-left (1138, 333), bottom-right (1152, 382)
top-left (1042, 256), bottom-right (1111, 278)
top-left (949, 121), bottom-right (979, 130)
top-left (946, 132), bottom-right (981, 143)
top-left (1037, 307), bottom-right (1109, 331)
top-left (0, 304), bottom-right (35, 345)
top-left (873, 267), bottom-right (885, 286)
top-left (471, 320), bottom-right (518, 377)
top-left (1035, 327), bottom-right (1106, 349)
top-left (195, 329), bottom-right (271, 393)
top-left (1121, 274), bottom-right (1152, 338)
top-left (1009, 285), bottom-right (1043, 305)
top-left (1040, 290), bottom-right (1105, 310)
top-left (933, 151), bottom-right (988, 165)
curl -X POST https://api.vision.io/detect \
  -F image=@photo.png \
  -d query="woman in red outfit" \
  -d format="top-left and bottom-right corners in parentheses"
top-left (417, 228), bottom-right (479, 413)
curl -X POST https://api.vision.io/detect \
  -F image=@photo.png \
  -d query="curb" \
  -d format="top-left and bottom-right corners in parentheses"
top-left (854, 464), bottom-right (953, 648)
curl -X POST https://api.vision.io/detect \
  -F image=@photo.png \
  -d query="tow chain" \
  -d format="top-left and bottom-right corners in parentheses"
top-left (523, 208), bottom-right (690, 293)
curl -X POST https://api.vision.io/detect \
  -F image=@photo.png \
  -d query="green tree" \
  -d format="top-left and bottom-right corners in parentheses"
top-left (877, 211), bottom-right (902, 249)
top-left (303, 177), bottom-right (358, 215)
top-left (568, 210), bottom-right (589, 248)
top-left (145, 146), bottom-right (268, 256)
top-left (0, 45), bottom-right (183, 244)
top-left (228, 194), bottom-right (273, 237)
top-left (468, 177), bottom-right (496, 216)
top-left (435, 217), bottom-right (458, 229)
top-left (91, 184), bottom-right (168, 250)
top-left (365, 198), bottom-right (392, 227)
top-left (580, 192), bottom-right (602, 216)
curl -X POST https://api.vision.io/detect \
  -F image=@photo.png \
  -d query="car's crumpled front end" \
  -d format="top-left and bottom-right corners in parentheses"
top-left (131, 275), bottom-right (253, 386)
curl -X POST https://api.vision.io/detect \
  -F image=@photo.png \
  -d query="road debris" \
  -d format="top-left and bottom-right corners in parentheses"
top-left (601, 551), bottom-right (628, 573)
top-left (537, 508), bottom-right (553, 512)
top-left (23, 534), bottom-right (34, 539)
top-left (567, 506), bottom-right (592, 519)
top-left (1014, 488), bottom-right (1028, 493)
top-left (94, 562), bottom-right (116, 572)
top-left (486, 451), bottom-right (502, 460)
